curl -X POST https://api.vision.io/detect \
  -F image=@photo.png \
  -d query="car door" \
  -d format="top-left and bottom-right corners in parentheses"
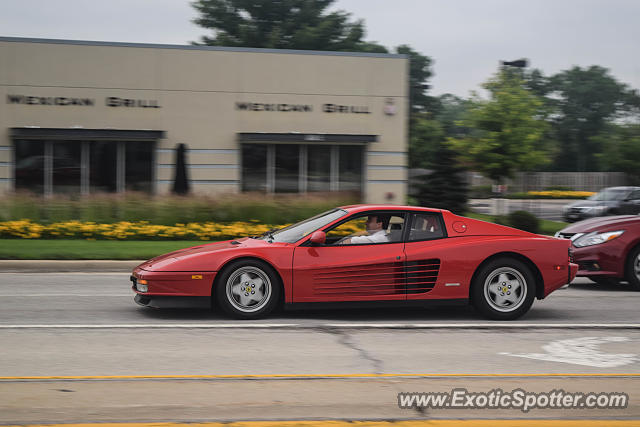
top-left (403, 212), bottom-right (460, 300)
top-left (625, 190), bottom-right (640, 215)
top-left (292, 211), bottom-right (407, 302)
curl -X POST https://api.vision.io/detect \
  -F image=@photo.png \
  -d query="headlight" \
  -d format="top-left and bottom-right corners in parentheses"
top-left (573, 230), bottom-right (625, 247)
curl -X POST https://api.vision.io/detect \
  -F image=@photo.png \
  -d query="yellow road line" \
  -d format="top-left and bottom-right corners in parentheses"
top-left (1, 373), bottom-right (639, 380)
top-left (3, 421), bottom-right (639, 427)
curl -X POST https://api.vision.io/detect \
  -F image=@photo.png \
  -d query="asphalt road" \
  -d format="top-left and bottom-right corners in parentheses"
top-left (0, 273), bottom-right (638, 325)
top-left (1, 273), bottom-right (639, 423)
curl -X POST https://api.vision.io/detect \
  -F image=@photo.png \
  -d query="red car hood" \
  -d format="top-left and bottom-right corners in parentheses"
top-left (560, 215), bottom-right (639, 233)
top-left (136, 237), bottom-right (278, 272)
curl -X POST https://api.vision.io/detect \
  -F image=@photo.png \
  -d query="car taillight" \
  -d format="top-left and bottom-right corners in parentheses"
top-left (568, 247), bottom-right (574, 263)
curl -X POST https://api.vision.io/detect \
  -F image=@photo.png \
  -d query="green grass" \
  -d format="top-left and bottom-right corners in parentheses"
top-left (465, 212), bottom-right (567, 235)
top-left (0, 239), bottom-right (205, 260)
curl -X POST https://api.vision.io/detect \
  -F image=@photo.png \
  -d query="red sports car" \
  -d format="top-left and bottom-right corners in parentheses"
top-left (555, 215), bottom-right (640, 290)
top-left (131, 205), bottom-right (577, 320)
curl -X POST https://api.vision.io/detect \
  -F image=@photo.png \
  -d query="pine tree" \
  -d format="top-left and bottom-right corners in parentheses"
top-left (415, 143), bottom-right (468, 214)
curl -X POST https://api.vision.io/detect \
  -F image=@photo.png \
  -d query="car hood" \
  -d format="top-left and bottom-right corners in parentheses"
top-left (559, 215), bottom-right (639, 234)
top-left (136, 237), bottom-right (281, 271)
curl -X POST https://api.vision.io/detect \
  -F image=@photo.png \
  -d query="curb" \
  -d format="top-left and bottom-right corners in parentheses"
top-left (0, 260), bottom-right (143, 273)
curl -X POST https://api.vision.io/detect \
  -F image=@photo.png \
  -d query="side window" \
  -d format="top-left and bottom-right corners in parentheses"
top-left (629, 190), bottom-right (640, 201)
top-left (324, 212), bottom-right (405, 245)
top-left (408, 213), bottom-right (445, 241)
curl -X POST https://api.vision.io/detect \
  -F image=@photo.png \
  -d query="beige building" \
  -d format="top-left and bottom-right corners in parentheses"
top-left (0, 37), bottom-right (408, 203)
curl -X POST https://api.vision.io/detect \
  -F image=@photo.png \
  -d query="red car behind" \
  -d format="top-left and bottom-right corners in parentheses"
top-left (555, 215), bottom-right (640, 290)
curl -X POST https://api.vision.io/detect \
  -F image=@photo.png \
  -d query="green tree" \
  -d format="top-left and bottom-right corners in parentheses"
top-left (547, 66), bottom-right (639, 171)
top-left (597, 124), bottom-right (640, 183)
top-left (434, 93), bottom-right (472, 138)
top-left (408, 115), bottom-right (445, 169)
top-left (395, 45), bottom-right (434, 113)
top-left (450, 69), bottom-right (549, 185)
top-left (414, 142), bottom-right (468, 214)
top-left (192, 0), bottom-right (382, 52)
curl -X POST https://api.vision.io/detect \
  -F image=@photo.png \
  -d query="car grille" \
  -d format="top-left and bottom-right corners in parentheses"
top-left (557, 232), bottom-right (576, 240)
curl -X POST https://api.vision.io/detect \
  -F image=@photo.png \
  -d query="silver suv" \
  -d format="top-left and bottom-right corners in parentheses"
top-left (563, 186), bottom-right (640, 222)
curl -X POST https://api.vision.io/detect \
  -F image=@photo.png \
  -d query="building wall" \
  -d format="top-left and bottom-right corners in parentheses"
top-left (0, 38), bottom-right (408, 203)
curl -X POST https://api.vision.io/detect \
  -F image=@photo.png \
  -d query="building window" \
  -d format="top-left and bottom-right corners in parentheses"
top-left (125, 142), bottom-right (154, 193)
top-left (339, 145), bottom-right (364, 192)
top-left (14, 140), bottom-right (45, 193)
top-left (13, 140), bottom-right (155, 195)
top-left (240, 143), bottom-right (363, 195)
top-left (307, 145), bottom-right (331, 192)
top-left (52, 141), bottom-right (82, 194)
top-left (90, 142), bottom-right (118, 193)
top-left (274, 144), bottom-right (300, 193)
top-left (241, 144), bottom-right (268, 192)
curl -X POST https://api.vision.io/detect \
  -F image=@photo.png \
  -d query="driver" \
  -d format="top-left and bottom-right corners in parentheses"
top-left (340, 214), bottom-right (390, 244)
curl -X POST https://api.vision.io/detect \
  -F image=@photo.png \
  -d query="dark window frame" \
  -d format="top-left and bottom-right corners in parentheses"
top-left (300, 210), bottom-right (408, 247)
top-left (405, 212), bottom-right (449, 243)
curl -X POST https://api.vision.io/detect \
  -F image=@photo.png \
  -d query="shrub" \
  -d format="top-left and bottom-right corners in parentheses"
top-left (507, 210), bottom-right (540, 233)
top-left (0, 192), bottom-right (359, 225)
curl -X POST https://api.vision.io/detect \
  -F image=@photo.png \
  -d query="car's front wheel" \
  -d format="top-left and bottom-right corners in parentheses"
top-left (625, 246), bottom-right (640, 291)
top-left (471, 258), bottom-right (535, 320)
top-left (215, 260), bottom-right (280, 319)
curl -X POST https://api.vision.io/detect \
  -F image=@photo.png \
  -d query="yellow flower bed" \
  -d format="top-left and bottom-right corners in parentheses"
top-left (527, 190), bottom-right (595, 198)
top-left (0, 220), bottom-right (362, 240)
top-left (0, 220), bottom-right (279, 240)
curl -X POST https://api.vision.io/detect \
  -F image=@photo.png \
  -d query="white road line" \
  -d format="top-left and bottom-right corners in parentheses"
top-left (0, 323), bottom-right (639, 329)
top-left (0, 294), bottom-right (132, 297)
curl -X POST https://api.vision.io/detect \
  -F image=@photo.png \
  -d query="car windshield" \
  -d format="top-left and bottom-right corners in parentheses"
top-left (589, 189), bottom-right (629, 201)
top-left (260, 209), bottom-right (347, 244)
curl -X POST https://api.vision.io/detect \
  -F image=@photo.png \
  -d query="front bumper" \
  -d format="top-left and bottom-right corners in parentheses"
top-left (131, 267), bottom-right (217, 308)
top-left (572, 242), bottom-right (626, 279)
top-left (134, 293), bottom-right (211, 309)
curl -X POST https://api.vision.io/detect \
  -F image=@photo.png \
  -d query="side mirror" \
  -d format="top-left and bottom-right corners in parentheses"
top-left (309, 231), bottom-right (326, 245)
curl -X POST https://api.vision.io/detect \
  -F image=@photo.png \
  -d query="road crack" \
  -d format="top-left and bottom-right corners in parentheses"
top-left (322, 328), bottom-right (385, 375)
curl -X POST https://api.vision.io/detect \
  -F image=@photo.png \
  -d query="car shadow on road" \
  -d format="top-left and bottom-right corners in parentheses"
top-left (569, 280), bottom-right (636, 292)
top-left (133, 303), bottom-right (547, 322)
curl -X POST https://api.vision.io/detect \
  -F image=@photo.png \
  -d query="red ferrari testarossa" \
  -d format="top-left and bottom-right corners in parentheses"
top-left (132, 205), bottom-right (576, 320)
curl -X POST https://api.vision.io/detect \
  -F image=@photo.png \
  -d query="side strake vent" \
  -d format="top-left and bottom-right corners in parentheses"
top-left (406, 259), bottom-right (441, 294)
top-left (313, 262), bottom-right (405, 296)
top-left (312, 259), bottom-right (441, 297)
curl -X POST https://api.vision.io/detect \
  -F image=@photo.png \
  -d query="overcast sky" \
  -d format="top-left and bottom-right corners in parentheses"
top-left (1, 0), bottom-right (638, 97)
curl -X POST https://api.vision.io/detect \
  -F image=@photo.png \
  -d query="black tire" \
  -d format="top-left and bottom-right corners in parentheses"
top-left (214, 259), bottom-right (281, 319)
top-left (625, 246), bottom-right (640, 291)
top-left (471, 258), bottom-right (536, 320)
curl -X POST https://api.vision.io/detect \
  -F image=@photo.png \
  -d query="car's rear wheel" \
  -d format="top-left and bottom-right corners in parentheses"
top-left (625, 246), bottom-right (640, 291)
top-left (471, 258), bottom-right (535, 320)
top-left (215, 259), bottom-right (280, 319)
